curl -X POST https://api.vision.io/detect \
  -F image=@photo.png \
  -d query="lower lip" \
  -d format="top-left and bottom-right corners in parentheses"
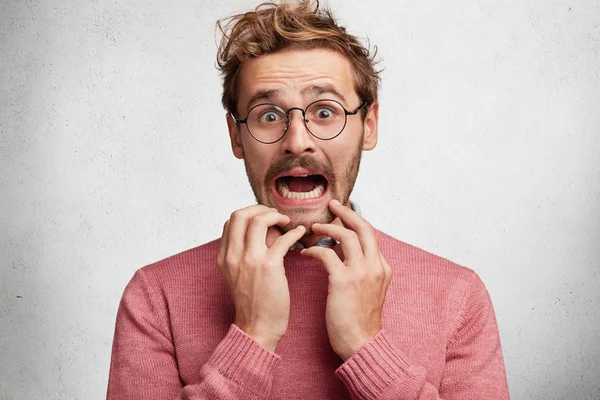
top-left (271, 181), bottom-right (330, 207)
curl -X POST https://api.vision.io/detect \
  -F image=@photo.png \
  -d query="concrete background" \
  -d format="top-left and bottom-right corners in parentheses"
top-left (1, 0), bottom-right (599, 398)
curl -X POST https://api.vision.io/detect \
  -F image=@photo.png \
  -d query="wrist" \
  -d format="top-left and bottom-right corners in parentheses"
top-left (251, 334), bottom-right (281, 352)
top-left (236, 323), bottom-right (283, 352)
top-left (334, 329), bottom-right (381, 361)
top-left (336, 338), bottom-right (368, 361)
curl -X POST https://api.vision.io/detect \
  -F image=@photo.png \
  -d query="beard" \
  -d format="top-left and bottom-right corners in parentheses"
top-left (241, 137), bottom-right (363, 234)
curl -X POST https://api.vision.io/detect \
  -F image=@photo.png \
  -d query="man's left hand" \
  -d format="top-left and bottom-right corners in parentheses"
top-left (300, 199), bottom-right (392, 361)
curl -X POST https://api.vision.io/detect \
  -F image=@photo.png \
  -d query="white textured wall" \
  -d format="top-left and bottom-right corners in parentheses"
top-left (1, 0), bottom-right (599, 398)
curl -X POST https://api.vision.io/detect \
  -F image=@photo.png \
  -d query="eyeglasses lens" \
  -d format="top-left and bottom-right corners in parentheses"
top-left (247, 100), bottom-right (346, 143)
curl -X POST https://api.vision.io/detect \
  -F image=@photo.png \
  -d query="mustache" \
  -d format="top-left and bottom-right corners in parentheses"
top-left (264, 155), bottom-right (336, 186)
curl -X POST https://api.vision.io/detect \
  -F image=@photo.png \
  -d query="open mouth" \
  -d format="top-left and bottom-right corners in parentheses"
top-left (275, 174), bottom-right (328, 200)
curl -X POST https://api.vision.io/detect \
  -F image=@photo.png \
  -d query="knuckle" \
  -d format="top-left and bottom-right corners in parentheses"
top-left (364, 222), bottom-right (376, 236)
top-left (230, 210), bottom-right (242, 222)
top-left (249, 214), bottom-right (264, 226)
top-left (372, 267), bottom-right (386, 281)
top-left (241, 253), bottom-right (259, 267)
top-left (385, 263), bottom-right (392, 276)
top-left (224, 253), bottom-right (238, 268)
top-left (344, 230), bottom-right (359, 242)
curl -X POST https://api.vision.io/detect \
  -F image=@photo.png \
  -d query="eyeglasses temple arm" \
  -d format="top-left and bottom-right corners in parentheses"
top-left (346, 102), bottom-right (368, 115)
top-left (230, 113), bottom-right (247, 125)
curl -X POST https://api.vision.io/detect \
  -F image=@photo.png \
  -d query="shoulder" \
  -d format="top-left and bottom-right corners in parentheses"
top-left (375, 230), bottom-right (495, 331)
top-left (118, 238), bottom-right (228, 318)
top-left (375, 229), bottom-right (484, 293)
top-left (127, 238), bottom-right (223, 292)
top-left (145, 238), bottom-right (220, 272)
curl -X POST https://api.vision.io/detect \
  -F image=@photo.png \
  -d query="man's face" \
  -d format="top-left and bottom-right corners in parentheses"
top-left (227, 48), bottom-right (378, 233)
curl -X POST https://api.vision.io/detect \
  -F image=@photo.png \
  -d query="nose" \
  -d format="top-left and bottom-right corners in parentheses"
top-left (279, 109), bottom-right (317, 155)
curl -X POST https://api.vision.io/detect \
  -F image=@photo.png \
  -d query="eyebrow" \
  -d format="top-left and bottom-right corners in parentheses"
top-left (246, 89), bottom-right (283, 110)
top-left (301, 84), bottom-right (347, 104)
top-left (245, 84), bottom-right (349, 112)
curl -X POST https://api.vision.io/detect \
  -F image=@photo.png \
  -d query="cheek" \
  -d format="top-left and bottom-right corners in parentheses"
top-left (326, 142), bottom-right (357, 169)
top-left (244, 146), bottom-right (274, 174)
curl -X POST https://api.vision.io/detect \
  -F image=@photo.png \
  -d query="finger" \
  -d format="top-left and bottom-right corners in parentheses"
top-left (300, 246), bottom-right (345, 276)
top-left (328, 199), bottom-right (379, 260)
top-left (310, 222), bottom-right (363, 263)
top-left (217, 219), bottom-right (230, 270)
top-left (269, 225), bottom-right (306, 256)
top-left (332, 242), bottom-right (345, 262)
top-left (265, 225), bottom-right (284, 248)
top-left (245, 211), bottom-right (291, 250)
top-left (227, 204), bottom-right (276, 259)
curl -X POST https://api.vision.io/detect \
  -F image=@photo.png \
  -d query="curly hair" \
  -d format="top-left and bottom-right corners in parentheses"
top-left (216, 0), bottom-right (381, 117)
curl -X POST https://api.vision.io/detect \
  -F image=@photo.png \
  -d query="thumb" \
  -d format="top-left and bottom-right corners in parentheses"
top-left (300, 246), bottom-right (344, 276)
top-left (269, 225), bottom-right (306, 256)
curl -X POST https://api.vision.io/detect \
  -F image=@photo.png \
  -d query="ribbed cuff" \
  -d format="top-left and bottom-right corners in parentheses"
top-left (335, 330), bottom-right (425, 400)
top-left (206, 324), bottom-right (282, 396)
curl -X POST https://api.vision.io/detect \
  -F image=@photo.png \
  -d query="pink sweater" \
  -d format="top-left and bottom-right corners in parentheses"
top-left (107, 230), bottom-right (509, 399)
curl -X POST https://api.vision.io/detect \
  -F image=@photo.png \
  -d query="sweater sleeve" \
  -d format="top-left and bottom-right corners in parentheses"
top-left (335, 272), bottom-right (510, 399)
top-left (106, 269), bottom-right (281, 400)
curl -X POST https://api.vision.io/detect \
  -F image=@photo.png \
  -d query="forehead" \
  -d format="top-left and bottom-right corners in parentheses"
top-left (237, 48), bottom-right (357, 110)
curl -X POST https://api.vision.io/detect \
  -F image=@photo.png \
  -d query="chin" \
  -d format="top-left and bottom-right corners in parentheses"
top-left (278, 208), bottom-right (335, 235)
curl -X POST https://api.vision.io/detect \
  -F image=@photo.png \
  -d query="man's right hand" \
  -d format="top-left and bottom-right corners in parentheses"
top-left (217, 205), bottom-right (306, 352)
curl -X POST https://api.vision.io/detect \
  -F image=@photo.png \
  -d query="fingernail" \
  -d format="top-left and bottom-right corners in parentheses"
top-left (331, 199), bottom-right (340, 205)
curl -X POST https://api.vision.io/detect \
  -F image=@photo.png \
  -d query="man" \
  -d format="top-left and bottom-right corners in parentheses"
top-left (107, 1), bottom-right (510, 399)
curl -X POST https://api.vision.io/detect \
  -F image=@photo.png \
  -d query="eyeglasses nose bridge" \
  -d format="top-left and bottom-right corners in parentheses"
top-left (285, 107), bottom-right (309, 126)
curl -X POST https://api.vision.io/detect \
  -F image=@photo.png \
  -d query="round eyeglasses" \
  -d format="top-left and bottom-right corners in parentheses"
top-left (231, 99), bottom-right (367, 144)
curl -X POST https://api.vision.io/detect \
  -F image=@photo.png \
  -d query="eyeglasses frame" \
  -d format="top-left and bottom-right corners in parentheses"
top-left (231, 99), bottom-right (368, 144)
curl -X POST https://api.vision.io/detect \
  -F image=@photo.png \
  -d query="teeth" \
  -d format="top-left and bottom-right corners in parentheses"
top-left (277, 180), bottom-right (324, 200)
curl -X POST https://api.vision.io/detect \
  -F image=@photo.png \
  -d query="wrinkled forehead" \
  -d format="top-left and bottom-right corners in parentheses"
top-left (236, 48), bottom-right (359, 115)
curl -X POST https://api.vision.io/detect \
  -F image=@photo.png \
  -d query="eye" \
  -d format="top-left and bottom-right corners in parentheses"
top-left (308, 101), bottom-right (343, 122)
top-left (259, 111), bottom-right (283, 123)
top-left (315, 107), bottom-right (334, 119)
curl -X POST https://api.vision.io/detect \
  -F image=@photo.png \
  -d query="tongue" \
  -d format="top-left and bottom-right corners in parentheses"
top-left (287, 176), bottom-right (317, 192)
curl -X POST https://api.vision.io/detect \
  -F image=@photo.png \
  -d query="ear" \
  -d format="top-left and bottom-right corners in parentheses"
top-left (226, 113), bottom-right (244, 159)
top-left (362, 102), bottom-right (379, 151)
